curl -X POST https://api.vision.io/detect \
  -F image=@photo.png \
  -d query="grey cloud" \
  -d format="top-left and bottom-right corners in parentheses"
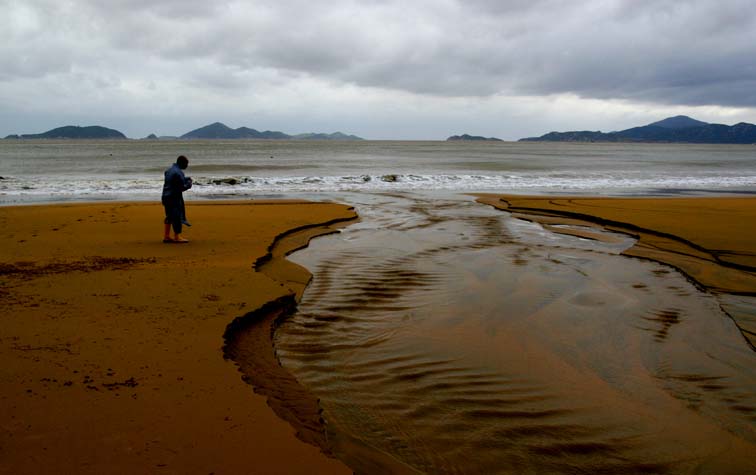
top-left (200, 1), bottom-right (756, 107)
top-left (506, 1), bottom-right (756, 106)
top-left (3, 0), bottom-right (756, 109)
top-left (86, 0), bottom-right (223, 19)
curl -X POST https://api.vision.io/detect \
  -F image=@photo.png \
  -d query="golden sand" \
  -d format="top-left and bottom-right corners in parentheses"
top-left (0, 200), bottom-right (356, 474)
top-left (3, 195), bottom-right (754, 473)
top-left (477, 194), bottom-right (756, 346)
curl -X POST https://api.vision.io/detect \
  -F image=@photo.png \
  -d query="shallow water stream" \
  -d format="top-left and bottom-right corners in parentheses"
top-left (275, 192), bottom-right (756, 474)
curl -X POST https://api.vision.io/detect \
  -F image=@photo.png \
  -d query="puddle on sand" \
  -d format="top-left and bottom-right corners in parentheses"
top-left (274, 192), bottom-right (756, 474)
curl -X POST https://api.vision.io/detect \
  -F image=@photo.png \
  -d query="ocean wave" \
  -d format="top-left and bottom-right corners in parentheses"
top-left (182, 163), bottom-right (318, 173)
top-left (2, 173), bottom-right (756, 202)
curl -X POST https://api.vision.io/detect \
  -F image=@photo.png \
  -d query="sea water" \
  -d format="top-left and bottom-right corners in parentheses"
top-left (1, 140), bottom-right (755, 203)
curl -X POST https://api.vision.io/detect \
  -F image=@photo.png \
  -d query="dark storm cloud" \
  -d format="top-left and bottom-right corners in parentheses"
top-left (506, 0), bottom-right (756, 107)
top-left (3, 0), bottom-right (756, 108)
top-left (123, 0), bottom-right (755, 107)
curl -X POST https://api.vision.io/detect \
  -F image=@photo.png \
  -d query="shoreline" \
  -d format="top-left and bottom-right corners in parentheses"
top-left (224, 213), bottom-right (423, 474)
top-left (0, 200), bottom-right (357, 474)
top-left (223, 213), bottom-right (359, 453)
top-left (476, 193), bottom-right (756, 348)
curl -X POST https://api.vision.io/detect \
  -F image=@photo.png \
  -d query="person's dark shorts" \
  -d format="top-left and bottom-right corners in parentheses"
top-left (162, 196), bottom-right (182, 228)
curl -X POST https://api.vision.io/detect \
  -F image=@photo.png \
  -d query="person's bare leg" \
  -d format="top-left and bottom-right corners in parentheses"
top-left (163, 223), bottom-right (173, 242)
top-left (174, 233), bottom-right (189, 243)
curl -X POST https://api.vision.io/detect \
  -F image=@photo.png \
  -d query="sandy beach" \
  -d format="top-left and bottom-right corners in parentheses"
top-left (0, 200), bottom-right (356, 474)
top-left (2, 193), bottom-right (755, 474)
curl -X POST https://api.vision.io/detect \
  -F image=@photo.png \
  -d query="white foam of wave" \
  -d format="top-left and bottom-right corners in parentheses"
top-left (2, 173), bottom-right (756, 201)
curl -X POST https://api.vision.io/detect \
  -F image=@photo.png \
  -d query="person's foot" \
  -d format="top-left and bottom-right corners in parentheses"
top-left (163, 237), bottom-right (175, 243)
top-left (174, 236), bottom-right (189, 243)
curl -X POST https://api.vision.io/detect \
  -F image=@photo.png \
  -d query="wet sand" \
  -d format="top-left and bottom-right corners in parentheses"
top-left (0, 200), bottom-right (356, 474)
top-left (3, 193), bottom-right (755, 475)
top-left (273, 192), bottom-right (756, 474)
top-left (476, 194), bottom-right (756, 346)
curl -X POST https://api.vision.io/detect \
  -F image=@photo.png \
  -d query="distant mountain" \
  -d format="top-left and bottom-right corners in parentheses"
top-left (647, 115), bottom-right (709, 129)
top-left (181, 122), bottom-right (363, 140)
top-left (235, 126), bottom-right (290, 140)
top-left (293, 132), bottom-right (363, 141)
top-left (520, 116), bottom-right (756, 144)
top-left (143, 133), bottom-right (159, 140)
top-left (181, 122), bottom-right (285, 139)
top-left (447, 134), bottom-right (503, 142)
top-left (5, 125), bottom-right (127, 140)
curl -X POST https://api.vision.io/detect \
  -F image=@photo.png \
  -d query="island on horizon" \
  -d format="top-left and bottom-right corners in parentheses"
top-left (4, 122), bottom-right (365, 141)
top-left (447, 134), bottom-right (503, 142)
top-left (180, 122), bottom-right (364, 141)
top-left (7, 116), bottom-right (756, 144)
top-left (4, 125), bottom-right (127, 140)
top-left (520, 115), bottom-right (756, 144)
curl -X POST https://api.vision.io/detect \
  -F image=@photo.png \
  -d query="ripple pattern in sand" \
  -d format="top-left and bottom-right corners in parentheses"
top-left (275, 192), bottom-right (756, 474)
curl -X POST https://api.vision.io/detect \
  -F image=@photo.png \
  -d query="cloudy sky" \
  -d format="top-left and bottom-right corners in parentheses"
top-left (2, 0), bottom-right (756, 140)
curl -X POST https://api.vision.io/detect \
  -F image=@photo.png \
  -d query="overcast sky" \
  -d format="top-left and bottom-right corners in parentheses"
top-left (2, 0), bottom-right (756, 140)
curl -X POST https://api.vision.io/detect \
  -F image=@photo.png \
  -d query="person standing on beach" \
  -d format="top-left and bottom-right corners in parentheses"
top-left (162, 155), bottom-right (192, 243)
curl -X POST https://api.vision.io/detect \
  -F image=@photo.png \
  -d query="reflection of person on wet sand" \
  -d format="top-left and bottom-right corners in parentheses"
top-left (162, 155), bottom-right (192, 243)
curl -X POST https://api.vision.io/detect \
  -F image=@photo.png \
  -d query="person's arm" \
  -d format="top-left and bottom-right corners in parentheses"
top-left (170, 169), bottom-right (192, 193)
top-left (177, 169), bottom-right (192, 191)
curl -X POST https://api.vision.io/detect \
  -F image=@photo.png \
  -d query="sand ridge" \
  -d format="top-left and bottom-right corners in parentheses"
top-left (476, 194), bottom-right (756, 347)
top-left (0, 200), bottom-right (356, 474)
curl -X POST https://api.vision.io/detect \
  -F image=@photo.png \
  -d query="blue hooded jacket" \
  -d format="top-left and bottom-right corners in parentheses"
top-left (162, 163), bottom-right (192, 200)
